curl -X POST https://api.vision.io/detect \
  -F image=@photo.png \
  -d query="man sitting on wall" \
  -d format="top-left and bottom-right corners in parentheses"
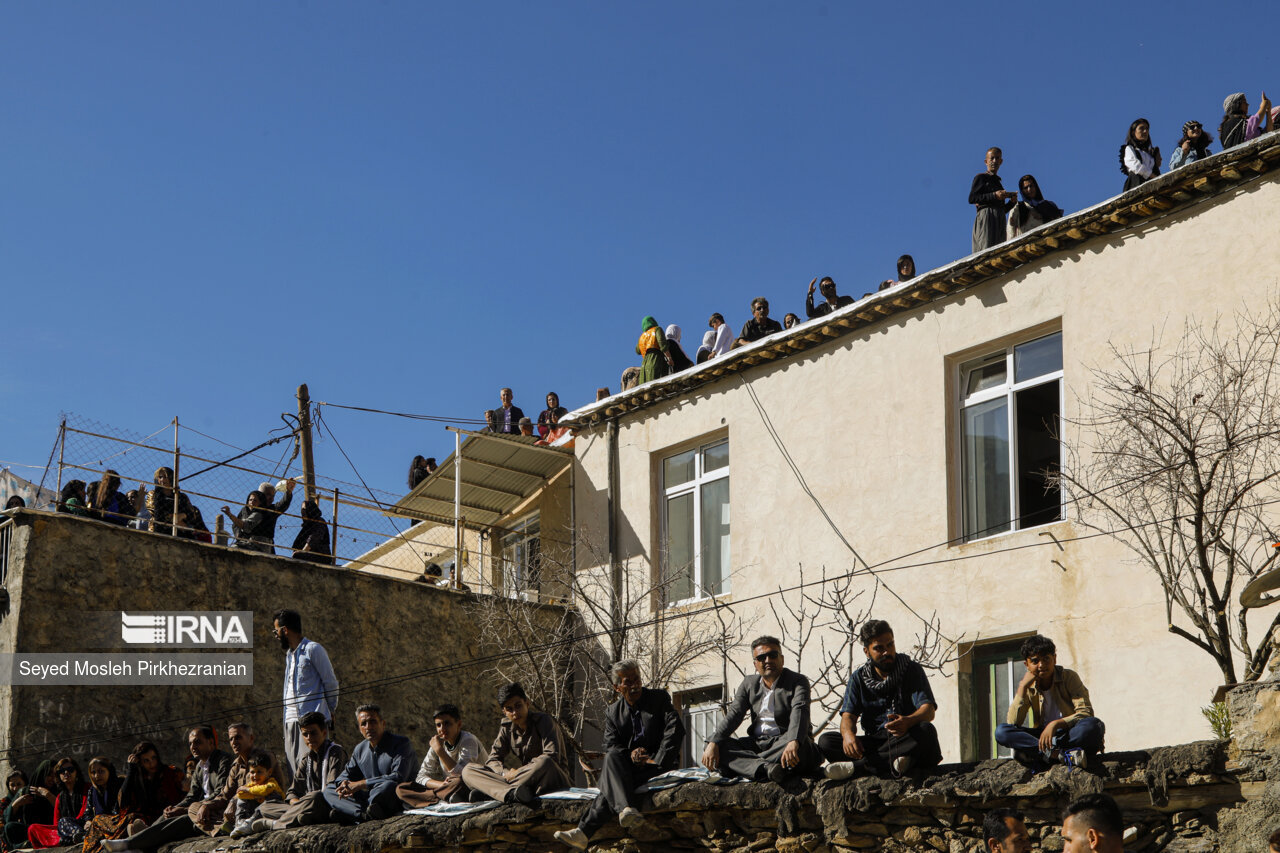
top-left (701, 636), bottom-right (822, 785)
top-left (251, 711), bottom-right (348, 831)
top-left (396, 703), bottom-right (488, 807)
top-left (323, 704), bottom-right (416, 823)
top-left (461, 682), bottom-right (570, 808)
top-left (554, 660), bottom-right (686, 850)
top-left (995, 634), bottom-right (1105, 771)
top-left (819, 619), bottom-right (942, 780)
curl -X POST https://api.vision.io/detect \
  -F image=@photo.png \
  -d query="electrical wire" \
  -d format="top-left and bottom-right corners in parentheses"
top-left (316, 401), bottom-right (487, 425)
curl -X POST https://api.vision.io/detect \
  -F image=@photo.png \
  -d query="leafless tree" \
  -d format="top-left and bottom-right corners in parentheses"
top-left (1057, 304), bottom-right (1280, 683)
top-left (766, 565), bottom-right (958, 731)
top-left (468, 539), bottom-right (743, 780)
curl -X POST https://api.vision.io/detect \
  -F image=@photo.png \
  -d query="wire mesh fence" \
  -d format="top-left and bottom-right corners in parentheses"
top-left (37, 412), bottom-right (451, 579)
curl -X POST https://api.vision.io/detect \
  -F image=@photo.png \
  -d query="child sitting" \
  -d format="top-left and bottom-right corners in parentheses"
top-left (229, 751), bottom-right (284, 838)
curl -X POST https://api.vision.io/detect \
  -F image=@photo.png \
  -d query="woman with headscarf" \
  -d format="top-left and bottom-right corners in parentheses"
top-left (537, 393), bottom-right (569, 438)
top-left (696, 330), bottom-right (717, 364)
top-left (221, 491), bottom-right (271, 552)
top-left (1168, 120), bottom-right (1213, 169)
top-left (3, 767), bottom-right (54, 851)
top-left (1119, 118), bottom-right (1161, 191)
top-left (1007, 175), bottom-right (1064, 237)
top-left (292, 499), bottom-right (334, 564)
top-left (664, 325), bottom-right (695, 372)
top-left (408, 455), bottom-right (433, 490)
top-left (146, 466), bottom-right (196, 537)
top-left (27, 756), bottom-right (88, 847)
top-left (1219, 91), bottom-right (1276, 150)
top-left (636, 317), bottom-right (675, 385)
top-left (87, 470), bottom-right (133, 526)
top-left (57, 481), bottom-right (89, 516)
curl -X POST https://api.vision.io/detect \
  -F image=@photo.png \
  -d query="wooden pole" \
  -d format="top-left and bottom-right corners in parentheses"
top-left (297, 384), bottom-right (316, 503)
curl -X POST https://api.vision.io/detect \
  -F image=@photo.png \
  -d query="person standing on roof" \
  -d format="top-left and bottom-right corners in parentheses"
top-left (969, 147), bottom-right (1017, 253)
top-left (636, 317), bottom-right (674, 385)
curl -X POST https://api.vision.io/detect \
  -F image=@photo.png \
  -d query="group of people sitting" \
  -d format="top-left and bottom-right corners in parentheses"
top-left (38, 467), bottom-right (334, 565)
top-left (1, 621), bottom-right (1118, 853)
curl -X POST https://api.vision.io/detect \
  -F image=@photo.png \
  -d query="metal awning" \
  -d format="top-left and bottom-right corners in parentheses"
top-left (392, 431), bottom-right (572, 528)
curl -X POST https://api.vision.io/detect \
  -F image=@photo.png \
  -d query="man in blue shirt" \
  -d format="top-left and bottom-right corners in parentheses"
top-left (275, 609), bottom-right (340, 777)
top-left (818, 619), bottom-right (942, 780)
top-left (323, 704), bottom-right (416, 823)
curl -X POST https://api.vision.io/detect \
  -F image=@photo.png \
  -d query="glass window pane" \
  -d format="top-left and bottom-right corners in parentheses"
top-left (700, 478), bottom-right (731, 596)
top-left (962, 397), bottom-right (1011, 539)
top-left (665, 492), bottom-right (694, 602)
top-left (963, 355), bottom-right (1007, 396)
top-left (664, 450), bottom-right (696, 488)
top-left (1015, 383), bottom-right (1062, 528)
top-left (702, 440), bottom-right (729, 473)
top-left (1014, 332), bottom-right (1062, 382)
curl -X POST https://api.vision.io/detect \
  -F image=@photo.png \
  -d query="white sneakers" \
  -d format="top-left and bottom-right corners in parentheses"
top-left (824, 761), bottom-right (856, 780)
top-left (618, 807), bottom-right (644, 828)
top-left (553, 827), bottom-right (588, 849)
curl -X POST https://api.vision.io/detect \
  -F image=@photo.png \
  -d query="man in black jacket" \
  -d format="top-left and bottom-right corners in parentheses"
top-left (701, 636), bottom-right (821, 784)
top-left (554, 661), bottom-right (685, 850)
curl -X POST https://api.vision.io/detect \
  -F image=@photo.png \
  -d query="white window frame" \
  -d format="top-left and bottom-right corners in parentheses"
top-left (660, 437), bottom-right (730, 606)
top-left (958, 331), bottom-right (1064, 542)
top-left (497, 511), bottom-right (540, 600)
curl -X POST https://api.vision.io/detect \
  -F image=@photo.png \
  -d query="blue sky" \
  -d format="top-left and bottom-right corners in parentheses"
top-left (2, 1), bottom-right (1272, 505)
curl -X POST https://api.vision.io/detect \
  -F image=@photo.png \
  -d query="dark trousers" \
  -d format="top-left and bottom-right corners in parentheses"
top-left (718, 733), bottom-right (822, 780)
top-left (322, 779), bottom-right (403, 822)
top-left (122, 814), bottom-right (199, 851)
top-left (995, 717), bottom-right (1105, 756)
top-left (817, 722), bottom-right (942, 776)
top-left (579, 751), bottom-right (664, 838)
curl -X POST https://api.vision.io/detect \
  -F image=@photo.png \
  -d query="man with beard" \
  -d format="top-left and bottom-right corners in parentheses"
top-left (819, 619), bottom-right (941, 780)
top-left (700, 636), bottom-right (821, 785)
top-left (275, 609), bottom-right (340, 777)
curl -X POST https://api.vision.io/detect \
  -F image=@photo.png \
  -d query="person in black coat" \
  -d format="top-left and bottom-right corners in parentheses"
top-left (701, 636), bottom-right (822, 784)
top-left (554, 662), bottom-right (685, 849)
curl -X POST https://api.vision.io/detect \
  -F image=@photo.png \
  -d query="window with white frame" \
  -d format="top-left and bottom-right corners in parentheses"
top-left (498, 512), bottom-right (540, 598)
top-left (661, 438), bottom-right (730, 604)
top-left (675, 686), bottom-right (726, 765)
top-left (959, 331), bottom-right (1062, 541)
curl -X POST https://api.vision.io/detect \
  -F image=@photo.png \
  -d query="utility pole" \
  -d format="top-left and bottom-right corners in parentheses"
top-left (297, 384), bottom-right (316, 502)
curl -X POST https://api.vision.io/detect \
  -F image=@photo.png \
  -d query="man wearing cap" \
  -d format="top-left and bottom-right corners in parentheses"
top-left (257, 477), bottom-right (295, 555)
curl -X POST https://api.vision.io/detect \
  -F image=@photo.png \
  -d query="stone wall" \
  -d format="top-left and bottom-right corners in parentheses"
top-left (0, 510), bottom-right (569, 772)
top-left (134, 737), bottom-right (1261, 853)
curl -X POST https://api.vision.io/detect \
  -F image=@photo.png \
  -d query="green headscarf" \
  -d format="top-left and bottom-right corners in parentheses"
top-left (641, 316), bottom-right (658, 332)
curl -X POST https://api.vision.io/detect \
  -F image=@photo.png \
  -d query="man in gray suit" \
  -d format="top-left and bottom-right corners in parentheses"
top-left (700, 636), bottom-right (822, 784)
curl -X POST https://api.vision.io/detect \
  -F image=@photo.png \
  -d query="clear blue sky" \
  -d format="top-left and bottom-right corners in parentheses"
top-left (2, 1), bottom-right (1272, 503)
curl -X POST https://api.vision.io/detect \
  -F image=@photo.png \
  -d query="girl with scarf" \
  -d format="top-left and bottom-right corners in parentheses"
top-left (82, 758), bottom-right (121, 828)
top-left (3, 767), bottom-right (54, 851)
top-left (1168, 120), bottom-right (1213, 169)
top-left (82, 742), bottom-right (184, 853)
top-left (665, 324), bottom-right (695, 372)
top-left (635, 317), bottom-right (675, 385)
top-left (27, 757), bottom-right (87, 848)
top-left (1120, 118), bottom-right (1161, 191)
top-left (87, 470), bottom-right (132, 526)
top-left (1219, 91), bottom-right (1276, 150)
top-left (1007, 175), bottom-right (1064, 237)
top-left (222, 491), bottom-right (271, 552)
top-left (696, 330), bottom-right (717, 364)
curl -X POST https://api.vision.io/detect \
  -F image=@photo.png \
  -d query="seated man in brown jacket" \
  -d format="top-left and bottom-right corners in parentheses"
top-left (995, 635), bottom-right (1105, 771)
top-left (460, 682), bottom-right (569, 808)
top-left (251, 712), bottom-right (348, 831)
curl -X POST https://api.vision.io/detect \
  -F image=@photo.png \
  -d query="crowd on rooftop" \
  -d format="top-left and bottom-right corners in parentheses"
top-left (5, 617), bottom-right (1263, 853)
top-left (18, 467), bottom-right (334, 565)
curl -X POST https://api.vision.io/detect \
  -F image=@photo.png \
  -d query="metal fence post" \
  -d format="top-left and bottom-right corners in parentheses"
top-left (331, 488), bottom-right (340, 566)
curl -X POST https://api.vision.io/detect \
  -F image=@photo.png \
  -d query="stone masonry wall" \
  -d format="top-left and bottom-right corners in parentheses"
top-left (0, 510), bottom-right (568, 771)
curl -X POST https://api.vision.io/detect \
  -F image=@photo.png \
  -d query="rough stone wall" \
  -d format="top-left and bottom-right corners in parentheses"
top-left (131, 738), bottom-right (1260, 853)
top-left (0, 510), bottom-right (569, 771)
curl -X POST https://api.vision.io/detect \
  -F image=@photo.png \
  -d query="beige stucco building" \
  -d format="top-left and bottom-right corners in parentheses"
top-left (562, 132), bottom-right (1280, 763)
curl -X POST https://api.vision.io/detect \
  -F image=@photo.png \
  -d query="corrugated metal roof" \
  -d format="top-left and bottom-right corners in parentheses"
top-left (392, 431), bottom-right (572, 527)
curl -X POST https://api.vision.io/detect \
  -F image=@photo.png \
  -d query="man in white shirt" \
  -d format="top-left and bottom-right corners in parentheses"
top-left (700, 636), bottom-right (821, 785)
top-left (396, 704), bottom-right (488, 807)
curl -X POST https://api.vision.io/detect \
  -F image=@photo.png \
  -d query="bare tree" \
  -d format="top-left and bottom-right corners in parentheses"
top-left (767, 566), bottom-right (958, 732)
top-left (468, 539), bottom-right (743, 779)
top-left (1058, 304), bottom-right (1280, 683)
